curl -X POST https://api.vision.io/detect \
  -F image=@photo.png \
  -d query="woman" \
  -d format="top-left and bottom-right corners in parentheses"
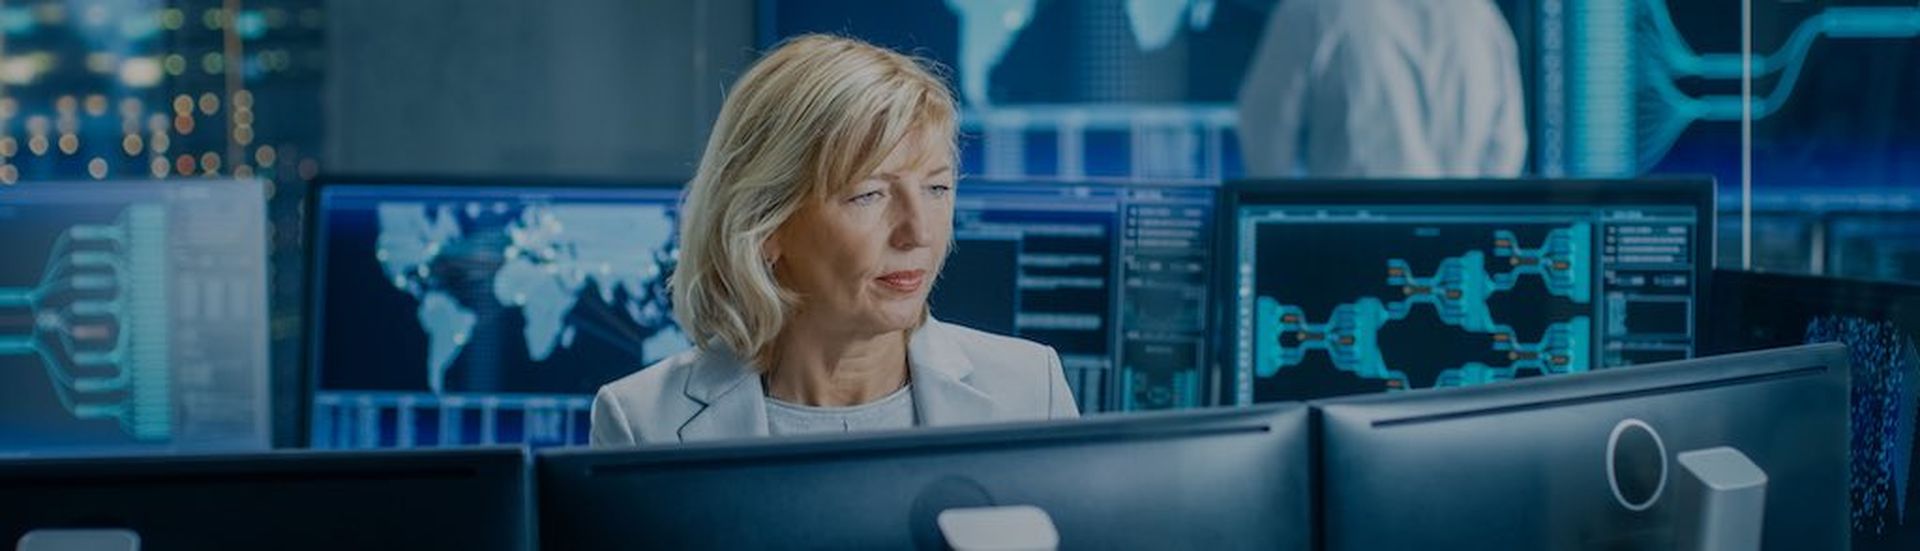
top-left (590, 35), bottom-right (1079, 446)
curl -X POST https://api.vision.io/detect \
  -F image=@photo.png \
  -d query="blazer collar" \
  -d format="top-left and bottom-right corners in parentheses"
top-left (906, 318), bottom-right (997, 426)
top-left (675, 318), bottom-right (998, 441)
top-left (676, 346), bottom-right (768, 442)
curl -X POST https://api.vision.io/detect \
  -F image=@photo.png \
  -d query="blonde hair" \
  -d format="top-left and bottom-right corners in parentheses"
top-left (671, 34), bottom-right (959, 366)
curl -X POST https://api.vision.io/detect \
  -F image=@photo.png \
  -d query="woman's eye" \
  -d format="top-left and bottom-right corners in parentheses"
top-left (928, 184), bottom-right (953, 198)
top-left (848, 189), bottom-right (885, 205)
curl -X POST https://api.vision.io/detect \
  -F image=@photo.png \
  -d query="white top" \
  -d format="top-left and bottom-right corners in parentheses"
top-left (764, 384), bottom-right (918, 436)
top-left (1237, 0), bottom-right (1527, 178)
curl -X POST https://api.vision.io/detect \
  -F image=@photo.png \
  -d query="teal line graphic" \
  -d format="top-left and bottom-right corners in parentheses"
top-left (0, 206), bottom-right (171, 441)
top-left (1253, 224), bottom-right (1593, 390)
top-left (1633, 2), bottom-right (1920, 172)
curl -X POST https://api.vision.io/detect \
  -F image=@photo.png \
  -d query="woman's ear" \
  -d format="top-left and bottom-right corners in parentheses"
top-left (761, 233), bottom-right (783, 267)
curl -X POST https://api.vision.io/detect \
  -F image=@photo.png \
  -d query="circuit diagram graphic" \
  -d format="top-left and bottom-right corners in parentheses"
top-left (0, 206), bottom-right (171, 441)
top-left (1605, 0), bottom-right (1920, 172)
top-left (1252, 223), bottom-right (1594, 391)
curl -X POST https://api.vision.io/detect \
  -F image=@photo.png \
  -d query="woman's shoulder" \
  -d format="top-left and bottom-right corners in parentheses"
top-left (925, 319), bottom-right (1053, 359)
top-left (590, 348), bottom-right (721, 446)
top-left (601, 349), bottom-right (704, 399)
top-left (593, 348), bottom-right (717, 423)
top-left (922, 318), bottom-right (1079, 418)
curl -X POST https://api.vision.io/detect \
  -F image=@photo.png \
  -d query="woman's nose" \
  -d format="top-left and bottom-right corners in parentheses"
top-left (890, 193), bottom-right (935, 250)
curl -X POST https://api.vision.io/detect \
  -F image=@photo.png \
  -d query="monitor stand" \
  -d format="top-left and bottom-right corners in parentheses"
top-left (938, 505), bottom-right (1059, 551)
top-left (1675, 446), bottom-right (1768, 551)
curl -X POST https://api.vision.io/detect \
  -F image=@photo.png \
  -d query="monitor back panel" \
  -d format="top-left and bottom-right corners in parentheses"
top-left (0, 447), bottom-right (533, 551)
top-left (539, 405), bottom-right (1310, 551)
top-left (1316, 344), bottom-right (1848, 549)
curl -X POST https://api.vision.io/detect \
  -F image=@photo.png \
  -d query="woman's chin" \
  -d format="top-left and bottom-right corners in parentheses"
top-left (866, 302), bottom-right (929, 333)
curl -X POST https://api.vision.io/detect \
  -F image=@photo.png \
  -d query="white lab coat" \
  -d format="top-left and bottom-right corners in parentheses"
top-left (1236, 0), bottom-right (1527, 178)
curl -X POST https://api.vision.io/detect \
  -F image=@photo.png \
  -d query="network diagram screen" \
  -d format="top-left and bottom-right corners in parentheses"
top-left (1227, 183), bottom-right (1708, 404)
top-left (932, 181), bottom-right (1215, 412)
top-left (307, 182), bottom-right (685, 449)
top-left (0, 180), bottom-right (270, 456)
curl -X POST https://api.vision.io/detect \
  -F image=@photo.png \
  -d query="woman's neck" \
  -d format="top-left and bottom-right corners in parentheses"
top-left (763, 324), bottom-right (911, 407)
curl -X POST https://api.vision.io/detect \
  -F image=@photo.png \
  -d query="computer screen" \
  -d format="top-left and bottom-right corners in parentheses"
top-left (1316, 343), bottom-right (1850, 549)
top-left (0, 447), bottom-right (531, 551)
top-left (932, 180), bottom-right (1215, 413)
top-left (1743, 2), bottom-right (1920, 202)
top-left (538, 404), bottom-right (1309, 550)
top-left (1222, 179), bottom-right (1713, 404)
top-left (1706, 270), bottom-right (1920, 550)
top-left (0, 179), bottom-right (270, 457)
top-left (1720, 211), bottom-right (1818, 273)
top-left (306, 178), bottom-right (686, 449)
top-left (1827, 212), bottom-right (1920, 283)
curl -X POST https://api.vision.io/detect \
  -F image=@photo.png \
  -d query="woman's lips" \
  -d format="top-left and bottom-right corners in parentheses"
top-left (875, 270), bottom-right (927, 293)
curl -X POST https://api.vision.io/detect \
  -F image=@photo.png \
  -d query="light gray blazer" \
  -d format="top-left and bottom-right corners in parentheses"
top-left (589, 318), bottom-right (1080, 446)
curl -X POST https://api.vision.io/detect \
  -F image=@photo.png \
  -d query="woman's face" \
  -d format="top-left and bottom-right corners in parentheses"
top-left (769, 130), bottom-right (954, 337)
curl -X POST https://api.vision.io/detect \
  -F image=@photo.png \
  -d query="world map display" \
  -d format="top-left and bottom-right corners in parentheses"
top-left (309, 183), bottom-right (689, 448)
top-left (345, 199), bottom-right (686, 394)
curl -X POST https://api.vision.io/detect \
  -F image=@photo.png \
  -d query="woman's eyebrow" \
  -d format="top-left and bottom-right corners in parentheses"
top-left (871, 165), bottom-right (951, 183)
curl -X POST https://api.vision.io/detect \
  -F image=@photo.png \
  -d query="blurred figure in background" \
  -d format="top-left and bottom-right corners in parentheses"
top-left (1237, 0), bottom-right (1526, 178)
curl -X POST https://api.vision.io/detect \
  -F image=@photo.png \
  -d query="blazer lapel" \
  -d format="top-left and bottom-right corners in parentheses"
top-left (674, 319), bottom-right (998, 439)
top-left (909, 319), bottom-right (998, 427)
top-left (676, 347), bottom-right (771, 442)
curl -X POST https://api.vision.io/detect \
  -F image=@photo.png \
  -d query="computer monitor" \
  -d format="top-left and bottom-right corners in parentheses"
top-left (1316, 343), bottom-right (1850, 549)
top-left (0, 179), bottom-right (270, 457)
top-left (537, 404), bottom-right (1310, 550)
top-left (932, 180), bottom-right (1216, 413)
top-left (1826, 212), bottom-right (1920, 283)
top-left (1706, 269), bottom-right (1920, 550)
top-left (1220, 178), bottom-right (1714, 404)
top-left (1712, 200), bottom-right (1816, 274)
top-left (305, 176), bottom-right (686, 449)
top-left (0, 447), bottom-right (531, 550)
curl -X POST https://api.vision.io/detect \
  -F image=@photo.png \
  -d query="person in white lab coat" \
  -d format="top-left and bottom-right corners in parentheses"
top-left (1236, 0), bottom-right (1527, 178)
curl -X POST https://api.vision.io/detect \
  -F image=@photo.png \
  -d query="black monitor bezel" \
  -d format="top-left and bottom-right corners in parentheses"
top-left (297, 173), bottom-right (686, 449)
top-left (1704, 268), bottom-right (1920, 355)
top-left (1212, 177), bottom-right (1718, 406)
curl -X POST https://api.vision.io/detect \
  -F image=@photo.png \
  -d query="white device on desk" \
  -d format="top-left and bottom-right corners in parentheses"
top-left (17, 529), bottom-right (139, 551)
top-left (938, 505), bottom-right (1060, 551)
